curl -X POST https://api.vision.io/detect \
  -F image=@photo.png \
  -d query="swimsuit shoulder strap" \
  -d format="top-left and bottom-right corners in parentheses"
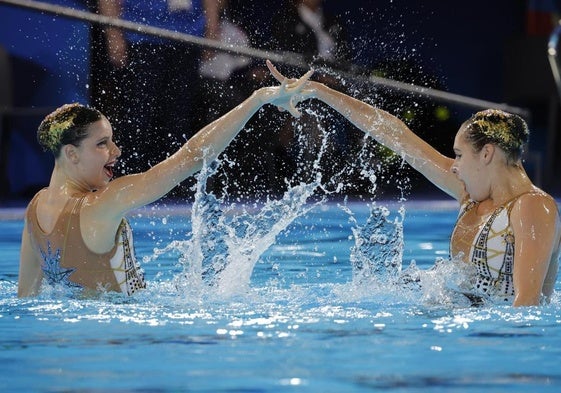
top-left (457, 199), bottom-right (477, 220)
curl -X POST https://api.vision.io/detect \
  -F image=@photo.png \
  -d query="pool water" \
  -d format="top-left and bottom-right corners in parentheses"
top-left (1, 197), bottom-right (560, 392)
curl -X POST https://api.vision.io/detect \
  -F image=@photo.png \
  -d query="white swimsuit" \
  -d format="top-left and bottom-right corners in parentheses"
top-left (452, 197), bottom-right (521, 302)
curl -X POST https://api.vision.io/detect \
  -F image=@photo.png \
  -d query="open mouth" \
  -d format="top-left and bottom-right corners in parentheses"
top-left (104, 164), bottom-right (114, 178)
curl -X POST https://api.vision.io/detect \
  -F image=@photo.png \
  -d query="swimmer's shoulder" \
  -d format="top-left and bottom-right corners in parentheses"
top-left (514, 187), bottom-right (558, 213)
top-left (30, 188), bottom-right (71, 233)
top-left (510, 188), bottom-right (560, 239)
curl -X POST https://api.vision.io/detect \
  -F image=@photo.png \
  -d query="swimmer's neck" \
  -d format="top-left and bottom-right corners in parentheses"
top-left (48, 163), bottom-right (97, 196)
top-left (476, 165), bottom-right (534, 209)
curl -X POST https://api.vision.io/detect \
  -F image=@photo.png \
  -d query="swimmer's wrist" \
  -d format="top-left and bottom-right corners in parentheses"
top-left (253, 86), bottom-right (284, 106)
top-left (310, 81), bottom-right (328, 99)
top-left (252, 88), bottom-right (269, 106)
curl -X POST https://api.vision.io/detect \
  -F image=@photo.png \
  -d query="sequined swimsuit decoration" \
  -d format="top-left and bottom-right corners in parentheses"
top-left (451, 195), bottom-right (529, 302)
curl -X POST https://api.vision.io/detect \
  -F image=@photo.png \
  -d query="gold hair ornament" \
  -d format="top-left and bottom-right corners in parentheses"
top-left (38, 103), bottom-right (79, 152)
top-left (469, 110), bottom-right (523, 152)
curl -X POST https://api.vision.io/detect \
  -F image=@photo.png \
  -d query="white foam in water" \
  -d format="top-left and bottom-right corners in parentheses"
top-left (349, 203), bottom-right (404, 283)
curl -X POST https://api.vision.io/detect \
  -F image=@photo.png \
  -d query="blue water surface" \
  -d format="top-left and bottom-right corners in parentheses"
top-left (1, 200), bottom-right (560, 393)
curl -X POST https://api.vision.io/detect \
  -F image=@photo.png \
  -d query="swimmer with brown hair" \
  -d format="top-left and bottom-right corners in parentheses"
top-left (18, 66), bottom-right (313, 297)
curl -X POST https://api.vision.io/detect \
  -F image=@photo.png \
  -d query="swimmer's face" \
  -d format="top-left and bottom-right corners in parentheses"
top-left (451, 128), bottom-right (488, 201)
top-left (70, 116), bottom-right (121, 190)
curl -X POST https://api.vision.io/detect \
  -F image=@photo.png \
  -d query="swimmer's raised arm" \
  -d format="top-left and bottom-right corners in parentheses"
top-left (266, 60), bottom-right (464, 200)
top-left (103, 68), bottom-right (313, 216)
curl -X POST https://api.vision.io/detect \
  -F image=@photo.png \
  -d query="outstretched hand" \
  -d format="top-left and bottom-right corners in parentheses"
top-left (260, 60), bottom-right (314, 118)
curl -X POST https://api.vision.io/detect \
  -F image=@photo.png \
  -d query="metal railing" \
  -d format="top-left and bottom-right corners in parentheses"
top-left (0, 0), bottom-right (531, 118)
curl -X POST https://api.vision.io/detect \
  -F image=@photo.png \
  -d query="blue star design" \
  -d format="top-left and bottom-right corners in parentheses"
top-left (40, 242), bottom-right (82, 289)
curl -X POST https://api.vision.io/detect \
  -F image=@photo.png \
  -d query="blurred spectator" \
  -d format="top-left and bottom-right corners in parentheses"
top-left (97, 0), bottom-right (219, 179)
top-left (0, 0), bottom-right (90, 202)
top-left (267, 0), bottom-right (355, 189)
top-left (270, 0), bottom-right (350, 67)
top-left (196, 0), bottom-right (251, 127)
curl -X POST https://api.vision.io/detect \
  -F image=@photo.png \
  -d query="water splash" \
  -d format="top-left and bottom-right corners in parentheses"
top-left (348, 203), bottom-right (404, 284)
top-left (341, 202), bottom-right (482, 308)
top-left (131, 90), bottom-right (446, 305)
top-left (162, 157), bottom-right (324, 298)
top-left (413, 256), bottom-right (477, 307)
top-left (212, 180), bottom-right (323, 296)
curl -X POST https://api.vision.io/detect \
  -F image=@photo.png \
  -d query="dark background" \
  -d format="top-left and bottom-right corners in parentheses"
top-left (0, 0), bottom-right (559, 204)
